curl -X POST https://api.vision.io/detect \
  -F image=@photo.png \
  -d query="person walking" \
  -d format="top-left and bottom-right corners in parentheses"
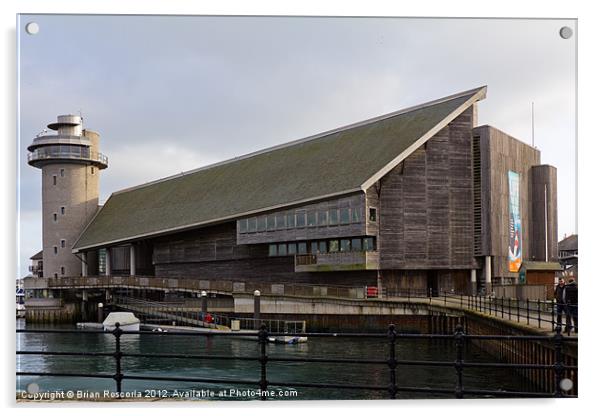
top-left (565, 278), bottom-right (578, 334)
top-left (554, 279), bottom-right (567, 331)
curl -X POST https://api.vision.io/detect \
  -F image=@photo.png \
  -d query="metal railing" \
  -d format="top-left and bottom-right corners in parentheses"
top-left (114, 296), bottom-right (306, 333)
top-left (440, 292), bottom-right (578, 334)
top-left (27, 148), bottom-right (108, 166)
top-left (16, 324), bottom-right (577, 400)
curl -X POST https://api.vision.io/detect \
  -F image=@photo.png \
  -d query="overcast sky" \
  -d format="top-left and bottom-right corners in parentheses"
top-left (17, 15), bottom-right (576, 277)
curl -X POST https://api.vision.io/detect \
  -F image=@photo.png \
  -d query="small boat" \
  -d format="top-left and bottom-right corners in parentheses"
top-left (268, 335), bottom-right (308, 344)
top-left (103, 312), bottom-right (140, 332)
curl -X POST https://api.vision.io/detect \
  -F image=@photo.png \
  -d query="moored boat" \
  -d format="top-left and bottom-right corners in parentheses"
top-left (102, 312), bottom-right (140, 331)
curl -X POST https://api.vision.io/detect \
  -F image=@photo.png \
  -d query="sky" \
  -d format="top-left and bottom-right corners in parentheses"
top-left (17, 15), bottom-right (576, 278)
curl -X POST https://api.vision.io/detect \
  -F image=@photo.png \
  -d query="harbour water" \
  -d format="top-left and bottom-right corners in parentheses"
top-left (16, 319), bottom-right (535, 400)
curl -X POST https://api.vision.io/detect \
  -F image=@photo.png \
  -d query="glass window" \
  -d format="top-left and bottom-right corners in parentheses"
top-left (318, 241), bottom-right (327, 253)
top-left (53, 213), bottom-right (57, 222)
top-left (296, 212), bottom-right (306, 227)
top-left (310, 241), bottom-right (319, 254)
top-left (298, 242), bottom-right (307, 254)
top-left (257, 216), bottom-right (267, 232)
top-left (288, 243), bottom-right (297, 255)
top-left (340, 208), bottom-right (350, 224)
top-left (369, 207), bottom-right (377, 222)
top-left (53, 246), bottom-right (58, 255)
top-left (269, 244), bottom-right (277, 256)
top-left (276, 214), bottom-right (285, 229)
top-left (52, 175), bottom-right (57, 186)
top-left (60, 266), bottom-right (65, 275)
top-left (329, 240), bottom-right (339, 252)
top-left (60, 207), bottom-right (65, 215)
top-left (61, 239), bottom-right (66, 248)
top-left (248, 217), bottom-right (257, 232)
top-left (340, 239), bottom-right (351, 252)
top-left (307, 211), bottom-right (317, 227)
top-left (352, 238), bottom-right (362, 251)
top-left (363, 237), bottom-right (375, 251)
top-left (91, 167), bottom-right (95, 175)
top-left (318, 210), bottom-right (328, 226)
top-left (60, 168), bottom-right (65, 177)
top-left (239, 219), bottom-right (248, 233)
top-left (329, 208), bottom-right (339, 225)
top-left (278, 243), bottom-right (287, 256)
top-left (352, 206), bottom-right (361, 223)
top-left (267, 215), bottom-right (276, 231)
top-left (286, 212), bottom-right (295, 229)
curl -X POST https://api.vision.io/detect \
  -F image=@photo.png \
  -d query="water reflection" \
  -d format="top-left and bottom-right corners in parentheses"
top-left (17, 320), bottom-right (535, 400)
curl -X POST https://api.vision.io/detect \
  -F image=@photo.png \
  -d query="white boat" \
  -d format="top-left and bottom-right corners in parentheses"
top-left (268, 335), bottom-right (308, 344)
top-left (103, 312), bottom-right (140, 332)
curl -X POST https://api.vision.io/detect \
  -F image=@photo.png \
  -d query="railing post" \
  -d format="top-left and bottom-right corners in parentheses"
top-left (517, 298), bottom-right (520, 323)
top-left (537, 299), bottom-right (542, 329)
top-left (444, 291), bottom-right (447, 306)
top-left (460, 294), bottom-right (463, 308)
top-left (454, 325), bottom-right (465, 398)
top-left (387, 324), bottom-right (397, 399)
top-left (501, 296), bottom-right (504, 319)
top-left (113, 322), bottom-right (123, 394)
top-left (551, 299), bottom-right (556, 331)
top-left (258, 323), bottom-right (268, 401)
top-left (488, 296), bottom-right (492, 315)
top-left (553, 325), bottom-right (565, 397)
top-left (526, 298), bottom-right (530, 325)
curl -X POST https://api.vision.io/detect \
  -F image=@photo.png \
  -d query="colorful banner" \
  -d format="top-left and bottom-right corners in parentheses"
top-left (508, 171), bottom-right (522, 272)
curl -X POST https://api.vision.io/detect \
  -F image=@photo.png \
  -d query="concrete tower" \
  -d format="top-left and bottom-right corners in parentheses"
top-left (28, 115), bottom-right (108, 278)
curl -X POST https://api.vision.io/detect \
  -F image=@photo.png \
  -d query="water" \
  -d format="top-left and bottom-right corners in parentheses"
top-left (16, 320), bottom-right (534, 401)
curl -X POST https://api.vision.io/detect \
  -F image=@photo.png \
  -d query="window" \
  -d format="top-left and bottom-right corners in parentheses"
top-left (329, 240), bottom-right (339, 252)
top-left (60, 266), bottom-right (65, 275)
top-left (267, 215), bottom-right (276, 231)
top-left (269, 244), bottom-right (278, 256)
top-left (318, 241), bottom-right (327, 253)
top-left (340, 208), bottom-right (350, 225)
top-left (52, 175), bottom-right (57, 186)
top-left (363, 237), bottom-right (375, 251)
top-left (296, 212), bottom-right (306, 227)
top-left (277, 243), bottom-right (287, 256)
top-left (329, 208), bottom-right (339, 225)
top-left (286, 212), bottom-right (295, 229)
top-left (257, 216), bottom-right (267, 232)
top-left (352, 238), bottom-right (362, 251)
top-left (310, 241), bottom-right (319, 254)
top-left (60, 207), bottom-right (65, 215)
top-left (307, 211), bottom-right (317, 227)
top-left (53, 246), bottom-right (58, 255)
top-left (98, 248), bottom-right (107, 275)
top-left (60, 239), bottom-right (66, 248)
top-left (276, 214), bottom-right (285, 229)
top-left (60, 168), bottom-right (65, 177)
top-left (340, 239), bottom-right (351, 252)
top-left (352, 206), bottom-right (361, 223)
top-left (54, 273), bottom-right (58, 278)
top-left (53, 213), bottom-right (58, 222)
top-left (318, 210), bottom-right (328, 226)
top-left (369, 207), bottom-right (377, 222)
top-left (298, 242), bottom-right (307, 254)
top-left (248, 217), bottom-right (257, 233)
top-left (91, 167), bottom-right (95, 175)
top-left (239, 219), bottom-right (248, 233)
top-left (288, 243), bottom-right (297, 255)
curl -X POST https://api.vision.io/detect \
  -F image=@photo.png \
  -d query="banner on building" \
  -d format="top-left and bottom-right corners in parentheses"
top-left (508, 171), bottom-right (522, 272)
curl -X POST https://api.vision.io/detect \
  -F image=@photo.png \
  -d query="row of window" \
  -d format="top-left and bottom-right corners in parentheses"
top-left (240, 206), bottom-right (377, 234)
top-left (52, 239), bottom-right (67, 255)
top-left (268, 237), bottom-right (376, 257)
top-left (51, 166), bottom-right (95, 185)
top-left (52, 266), bottom-right (65, 278)
top-left (52, 206), bottom-right (66, 222)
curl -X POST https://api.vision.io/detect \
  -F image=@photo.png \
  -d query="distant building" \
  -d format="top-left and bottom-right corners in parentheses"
top-left (558, 234), bottom-right (578, 281)
top-left (29, 87), bottom-right (558, 295)
top-left (28, 250), bottom-right (43, 278)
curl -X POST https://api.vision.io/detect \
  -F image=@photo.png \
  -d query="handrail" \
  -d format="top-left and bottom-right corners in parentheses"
top-left (16, 324), bottom-right (577, 399)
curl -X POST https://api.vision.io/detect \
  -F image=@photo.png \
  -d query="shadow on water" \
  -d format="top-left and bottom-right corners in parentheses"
top-left (16, 320), bottom-right (539, 400)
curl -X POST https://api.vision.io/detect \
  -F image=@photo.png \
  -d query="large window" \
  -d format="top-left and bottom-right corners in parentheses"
top-left (328, 208), bottom-right (339, 225)
top-left (248, 217), bottom-right (257, 232)
top-left (267, 215), bottom-right (276, 230)
top-left (318, 210), bottom-right (328, 226)
top-left (276, 214), bottom-right (286, 229)
top-left (296, 212), bottom-right (306, 227)
top-left (257, 216), bottom-right (267, 232)
top-left (340, 208), bottom-right (350, 225)
top-left (307, 211), bottom-right (317, 227)
top-left (286, 212), bottom-right (295, 229)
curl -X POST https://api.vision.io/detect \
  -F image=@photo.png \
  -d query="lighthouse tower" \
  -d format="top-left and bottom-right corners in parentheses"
top-left (27, 115), bottom-right (108, 278)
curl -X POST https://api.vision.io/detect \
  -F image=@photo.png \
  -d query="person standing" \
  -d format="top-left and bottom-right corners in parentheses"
top-left (554, 279), bottom-right (567, 331)
top-left (565, 278), bottom-right (578, 334)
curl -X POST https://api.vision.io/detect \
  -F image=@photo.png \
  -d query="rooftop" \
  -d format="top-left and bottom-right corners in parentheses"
top-left (73, 86), bottom-right (486, 251)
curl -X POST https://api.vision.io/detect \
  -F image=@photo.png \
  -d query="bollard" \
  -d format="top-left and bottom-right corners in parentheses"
top-left (97, 302), bottom-right (104, 323)
top-left (454, 325), bottom-right (465, 398)
top-left (258, 323), bottom-right (268, 400)
top-left (553, 325), bottom-right (564, 397)
top-left (112, 322), bottom-right (123, 394)
top-left (201, 291), bottom-right (208, 322)
top-left (254, 290), bottom-right (261, 330)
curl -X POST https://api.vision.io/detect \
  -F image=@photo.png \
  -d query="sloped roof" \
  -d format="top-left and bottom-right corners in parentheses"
top-left (519, 261), bottom-right (563, 271)
top-left (73, 86), bottom-right (486, 251)
top-left (30, 250), bottom-right (43, 260)
top-left (558, 234), bottom-right (578, 251)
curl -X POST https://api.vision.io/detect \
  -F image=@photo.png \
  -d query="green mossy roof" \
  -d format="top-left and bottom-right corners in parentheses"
top-left (73, 88), bottom-right (483, 250)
